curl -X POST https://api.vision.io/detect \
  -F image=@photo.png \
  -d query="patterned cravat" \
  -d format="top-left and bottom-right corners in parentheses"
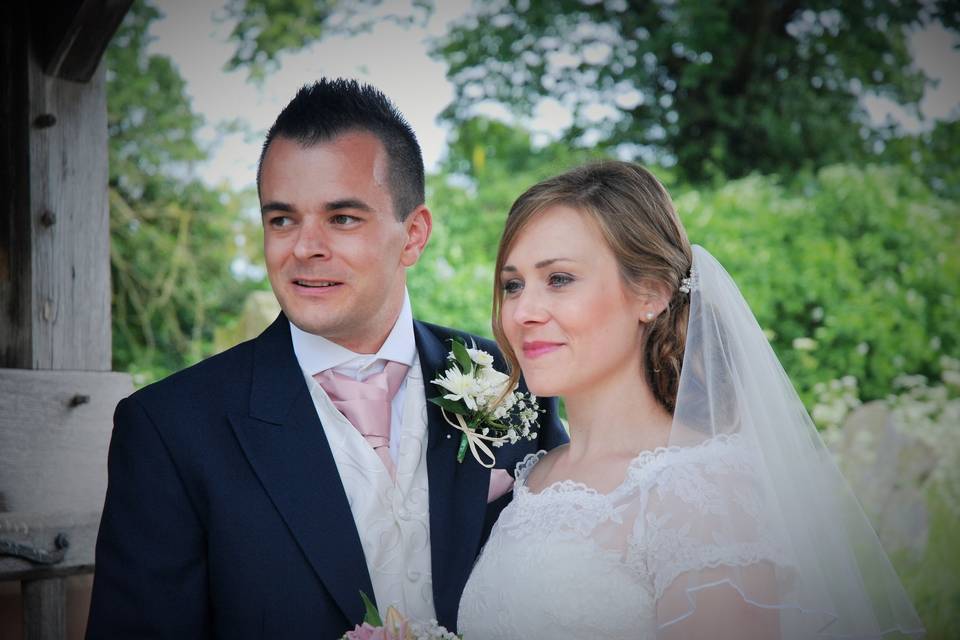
top-left (314, 360), bottom-right (409, 481)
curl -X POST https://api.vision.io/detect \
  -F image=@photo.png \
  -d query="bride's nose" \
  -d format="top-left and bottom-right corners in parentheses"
top-left (511, 289), bottom-right (550, 326)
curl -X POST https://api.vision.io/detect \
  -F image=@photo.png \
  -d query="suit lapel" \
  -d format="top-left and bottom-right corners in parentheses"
top-left (228, 314), bottom-right (372, 626)
top-left (414, 321), bottom-right (489, 630)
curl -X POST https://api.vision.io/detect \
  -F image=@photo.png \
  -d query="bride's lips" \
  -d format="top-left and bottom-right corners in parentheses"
top-left (522, 341), bottom-right (563, 359)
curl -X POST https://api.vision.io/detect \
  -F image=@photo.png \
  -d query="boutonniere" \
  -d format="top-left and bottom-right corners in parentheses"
top-left (342, 591), bottom-right (460, 639)
top-left (430, 337), bottom-right (540, 467)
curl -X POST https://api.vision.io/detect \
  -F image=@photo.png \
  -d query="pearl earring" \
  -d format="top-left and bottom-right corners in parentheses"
top-left (645, 311), bottom-right (655, 321)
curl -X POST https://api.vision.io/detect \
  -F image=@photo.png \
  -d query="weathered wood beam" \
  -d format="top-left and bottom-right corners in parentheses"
top-left (37, 0), bottom-right (135, 83)
top-left (0, 5), bottom-right (112, 371)
top-left (1, 2), bottom-right (133, 636)
top-left (0, 369), bottom-right (132, 518)
top-left (0, 3), bottom-right (32, 369)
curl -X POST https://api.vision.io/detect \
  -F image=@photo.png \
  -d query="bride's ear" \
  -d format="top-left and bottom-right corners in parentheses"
top-left (636, 281), bottom-right (670, 323)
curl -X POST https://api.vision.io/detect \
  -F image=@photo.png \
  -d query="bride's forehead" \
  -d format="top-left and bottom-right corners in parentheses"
top-left (508, 210), bottom-right (608, 261)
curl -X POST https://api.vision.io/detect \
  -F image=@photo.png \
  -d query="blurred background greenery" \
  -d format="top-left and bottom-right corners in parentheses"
top-left (107, 1), bottom-right (958, 635)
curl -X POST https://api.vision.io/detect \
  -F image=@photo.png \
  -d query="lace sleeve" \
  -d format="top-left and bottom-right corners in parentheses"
top-left (626, 437), bottom-right (790, 608)
top-left (513, 450), bottom-right (547, 488)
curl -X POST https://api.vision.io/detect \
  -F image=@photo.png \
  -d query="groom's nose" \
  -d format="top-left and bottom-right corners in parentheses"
top-left (292, 215), bottom-right (331, 260)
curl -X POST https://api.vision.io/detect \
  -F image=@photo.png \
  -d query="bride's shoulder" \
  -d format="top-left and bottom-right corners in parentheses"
top-left (514, 444), bottom-right (566, 487)
top-left (629, 434), bottom-right (765, 514)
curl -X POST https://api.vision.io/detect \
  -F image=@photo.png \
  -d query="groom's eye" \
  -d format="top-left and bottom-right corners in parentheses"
top-left (330, 214), bottom-right (361, 225)
top-left (267, 215), bottom-right (293, 228)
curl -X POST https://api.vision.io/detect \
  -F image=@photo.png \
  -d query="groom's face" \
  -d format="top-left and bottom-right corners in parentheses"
top-left (259, 132), bottom-right (430, 352)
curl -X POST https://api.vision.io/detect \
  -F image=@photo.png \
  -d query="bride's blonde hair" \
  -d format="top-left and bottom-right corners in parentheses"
top-left (493, 160), bottom-right (693, 412)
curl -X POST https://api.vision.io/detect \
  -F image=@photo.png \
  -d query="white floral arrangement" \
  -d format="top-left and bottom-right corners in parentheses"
top-left (342, 592), bottom-right (460, 639)
top-left (430, 337), bottom-right (540, 467)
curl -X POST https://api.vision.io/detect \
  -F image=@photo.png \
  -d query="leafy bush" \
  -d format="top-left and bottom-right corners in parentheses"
top-left (675, 164), bottom-right (959, 406)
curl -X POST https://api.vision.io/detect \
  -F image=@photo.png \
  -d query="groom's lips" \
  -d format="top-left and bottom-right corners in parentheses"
top-left (522, 341), bottom-right (563, 359)
top-left (291, 278), bottom-right (343, 294)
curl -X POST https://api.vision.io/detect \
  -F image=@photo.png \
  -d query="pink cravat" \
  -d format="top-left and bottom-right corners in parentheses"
top-left (314, 361), bottom-right (409, 481)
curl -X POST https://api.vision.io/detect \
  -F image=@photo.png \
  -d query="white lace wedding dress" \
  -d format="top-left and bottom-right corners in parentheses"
top-left (457, 434), bottom-right (789, 639)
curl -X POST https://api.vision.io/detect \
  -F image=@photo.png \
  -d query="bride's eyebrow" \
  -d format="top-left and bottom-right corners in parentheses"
top-left (534, 257), bottom-right (573, 269)
top-left (501, 257), bottom-right (575, 274)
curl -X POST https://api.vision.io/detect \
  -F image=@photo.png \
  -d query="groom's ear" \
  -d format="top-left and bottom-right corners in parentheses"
top-left (399, 205), bottom-right (432, 267)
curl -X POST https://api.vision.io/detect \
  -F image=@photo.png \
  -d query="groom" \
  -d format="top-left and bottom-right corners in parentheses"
top-left (86, 79), bottom-right (565, 638)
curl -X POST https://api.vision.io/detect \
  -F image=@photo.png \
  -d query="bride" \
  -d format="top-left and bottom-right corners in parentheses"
top-left (457, 161), bottom-right (924, 639)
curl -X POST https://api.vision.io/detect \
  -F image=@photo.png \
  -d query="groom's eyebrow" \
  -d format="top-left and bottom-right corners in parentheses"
top-left (260, 198), bottom-right (374, 216)
top-left (260, 201), bottom-right (293, 216)
top-left (326, 198), bottom-right (374, 213)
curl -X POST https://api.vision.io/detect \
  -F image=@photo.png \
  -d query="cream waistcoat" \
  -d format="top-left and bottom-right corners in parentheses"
top-left (305, 354), bottom-right (435, 621)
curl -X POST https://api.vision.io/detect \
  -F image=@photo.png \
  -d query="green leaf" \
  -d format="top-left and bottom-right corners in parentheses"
top-left (359, 590), bottom-right (381, 626)
top-left (429, 396), bottom-right (467, 414)
top-left (487, 420), bottom-right (510, 432)
top-left (450, 338), bottom-right (473, 373)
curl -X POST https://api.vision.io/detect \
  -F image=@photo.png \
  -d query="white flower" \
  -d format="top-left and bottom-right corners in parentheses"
top-left (943, 370), bottom-right (960, 388)
top-left (476, 366), bottom-right (513, 410)
top-left (430, 339), bottom-right (542, 467)
top-left (466, 347), bottom-right (495, 367)
top-left (432, 367), bottom-right (482, 410)
top-left (792, 337), bottom-right (817, 351)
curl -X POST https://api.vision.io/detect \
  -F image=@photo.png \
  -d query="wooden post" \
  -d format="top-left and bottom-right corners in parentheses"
top-left (22, 580), bottom-right (65, 640)
top-left (0, 6), bottom-right (111, 371)
top-left (0, 2), bottom-right (133, 639)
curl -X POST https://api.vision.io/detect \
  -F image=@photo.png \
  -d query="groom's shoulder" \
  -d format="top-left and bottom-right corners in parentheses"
top-left (128, 336), bottom-right (257, 412)
top-left (415, 320), bottom-right (501, 356)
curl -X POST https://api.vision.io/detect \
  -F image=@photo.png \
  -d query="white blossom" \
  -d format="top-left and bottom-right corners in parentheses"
top-left (432, 367), bottom-right (482, 410)
top-left (465, 347), bottom-right (495, 367)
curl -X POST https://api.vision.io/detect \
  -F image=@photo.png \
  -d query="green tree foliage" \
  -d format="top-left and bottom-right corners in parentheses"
top-left (883, 118), bottom-right (960, 199)
top-left (435, 0), bottom-right (938, 182)
top-left (223, 0), bottom-right (429, 81)
top-left (676, 163), bottom-right (959, 406)
top-left (412, 120), bottom-right (959, 409)
top-left (108, 2), bottom-right (261, 382)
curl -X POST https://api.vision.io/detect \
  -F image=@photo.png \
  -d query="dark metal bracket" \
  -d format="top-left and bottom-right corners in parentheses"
top-left (0, 533), bottom-right (69, 565)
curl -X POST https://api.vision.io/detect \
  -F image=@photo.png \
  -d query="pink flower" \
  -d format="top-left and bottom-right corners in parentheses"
top-left (342, 619), bottom-right (409, 640)
top-left (343, 623), bottom-right (380, 640)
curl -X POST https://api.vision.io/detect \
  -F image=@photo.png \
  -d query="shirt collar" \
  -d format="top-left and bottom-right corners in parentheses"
top-left (290, 290), bottom-right (416, 378)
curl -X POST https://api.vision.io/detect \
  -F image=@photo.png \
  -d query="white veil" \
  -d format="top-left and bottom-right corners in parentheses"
top-left (658, 245), bottom-right (925, 638)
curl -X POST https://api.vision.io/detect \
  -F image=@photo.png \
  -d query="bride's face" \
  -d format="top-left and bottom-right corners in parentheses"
top-left (499, 205), bottom-right (650, 398)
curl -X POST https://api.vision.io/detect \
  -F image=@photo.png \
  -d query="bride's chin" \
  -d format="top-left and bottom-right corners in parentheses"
top-left (520, 375), bottom-right (563, 399)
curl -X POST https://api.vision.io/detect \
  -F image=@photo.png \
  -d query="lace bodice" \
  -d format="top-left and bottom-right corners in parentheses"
top-left (457, 434), bottom-right (789, 639)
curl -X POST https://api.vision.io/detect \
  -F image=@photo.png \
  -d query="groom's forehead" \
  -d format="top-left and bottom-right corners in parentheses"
top-left (259, 136), bottom-right (394, 206)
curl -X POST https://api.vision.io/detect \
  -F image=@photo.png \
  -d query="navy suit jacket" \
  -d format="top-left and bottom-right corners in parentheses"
top-left (86, 315), bottom-right (566, 639)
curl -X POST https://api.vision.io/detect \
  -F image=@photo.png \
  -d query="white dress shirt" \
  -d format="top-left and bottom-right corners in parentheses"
top-left (290, 292), bottom-right (417, 463)
top-left (289, 291), bottom-right (437, 620)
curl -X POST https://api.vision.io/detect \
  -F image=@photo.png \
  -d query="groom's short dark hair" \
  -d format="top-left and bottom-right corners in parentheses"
top-left (258, 78), bottom-right (425, 221)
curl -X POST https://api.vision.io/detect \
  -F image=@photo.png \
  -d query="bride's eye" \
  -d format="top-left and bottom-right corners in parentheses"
top-left (502, 279), bottom-right (524, 295)
top-left (548, 273), bottom-right (575, 288)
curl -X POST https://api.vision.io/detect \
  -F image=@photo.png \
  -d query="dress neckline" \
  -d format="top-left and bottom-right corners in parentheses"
top-left (516, 433), bottom-right (743, 499)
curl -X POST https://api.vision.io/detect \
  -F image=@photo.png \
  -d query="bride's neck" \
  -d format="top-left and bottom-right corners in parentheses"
top-left (563, 365), bottom-right (672, 463)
